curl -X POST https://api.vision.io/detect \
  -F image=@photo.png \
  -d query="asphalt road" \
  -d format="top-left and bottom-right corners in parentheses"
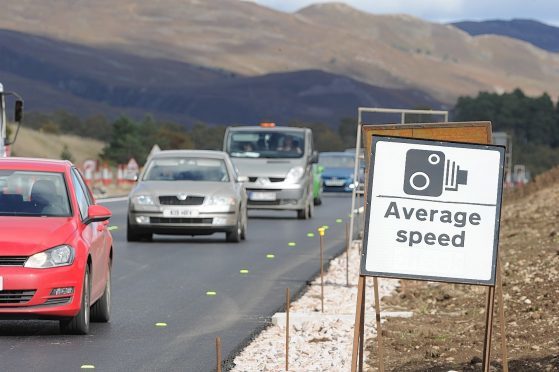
top-left (0, 194), bottom-right (353, 371)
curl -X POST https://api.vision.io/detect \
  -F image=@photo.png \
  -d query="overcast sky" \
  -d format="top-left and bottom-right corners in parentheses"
top-left (247, 0), bottom-right (559, 26)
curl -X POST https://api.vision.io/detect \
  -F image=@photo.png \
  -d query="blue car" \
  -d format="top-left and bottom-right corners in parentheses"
top-left (319, 152), bottom-right (360, 192)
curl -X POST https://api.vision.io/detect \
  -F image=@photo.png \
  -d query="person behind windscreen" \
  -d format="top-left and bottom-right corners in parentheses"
top-left (276, 135), bottom-right (302, 154)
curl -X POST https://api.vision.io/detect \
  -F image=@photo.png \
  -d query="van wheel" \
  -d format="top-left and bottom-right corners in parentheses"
top-left (297, 202), bottom-right (311, 220)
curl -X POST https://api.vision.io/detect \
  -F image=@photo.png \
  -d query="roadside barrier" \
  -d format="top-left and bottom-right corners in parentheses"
top-left (116, 165), bottom-right (125, 186)
top-left (101, 163), bottom-right (112, 186)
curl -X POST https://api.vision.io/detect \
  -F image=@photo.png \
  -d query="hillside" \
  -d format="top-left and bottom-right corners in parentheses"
top-left (376, 170), bottom-right (559, 370)
top-left (1, 0), bottom-right (559, 105)
top-left (0, 29), bottom-right (441, 125)
top-left (9, 125), bottom-right (104, 165)
top-left (453, 19), bottom-right (559, 52)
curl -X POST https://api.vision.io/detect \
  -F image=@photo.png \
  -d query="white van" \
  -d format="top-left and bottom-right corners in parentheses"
top-left (224, 123), bottom-right (317, 219)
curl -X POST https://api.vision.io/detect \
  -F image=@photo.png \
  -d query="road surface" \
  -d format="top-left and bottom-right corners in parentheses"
top-left (0, 194), bottom-right (352, 371)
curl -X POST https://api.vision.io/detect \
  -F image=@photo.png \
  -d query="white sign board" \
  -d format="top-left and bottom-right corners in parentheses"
top-left (361, 136), bottom-right (505, 285)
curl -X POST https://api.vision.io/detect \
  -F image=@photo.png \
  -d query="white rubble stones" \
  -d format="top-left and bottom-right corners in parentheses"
top-left (231, 240), bottom-right (400, 371)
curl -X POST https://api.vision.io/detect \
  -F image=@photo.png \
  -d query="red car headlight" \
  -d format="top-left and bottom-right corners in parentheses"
top-left (24, 245), bottom-right (75, 269)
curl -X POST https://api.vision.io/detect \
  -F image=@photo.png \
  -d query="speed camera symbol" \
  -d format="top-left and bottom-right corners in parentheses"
top-left (403, 149), bottom-right (468, 197)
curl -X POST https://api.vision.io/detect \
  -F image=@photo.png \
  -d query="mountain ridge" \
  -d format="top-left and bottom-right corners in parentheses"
top-left (1, 0), bottom-right (559, 105)
top-left (453, 19), bottom-right (559, 52)
top-left (0, 28), bottom-right (442, 125)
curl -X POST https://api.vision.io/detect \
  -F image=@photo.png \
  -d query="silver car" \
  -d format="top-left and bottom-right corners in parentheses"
top-left (127, 150), bottom-right (248, 242)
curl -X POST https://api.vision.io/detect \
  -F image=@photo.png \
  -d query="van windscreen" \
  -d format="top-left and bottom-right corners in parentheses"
top-left (227, 131), bottom-right (305, 159)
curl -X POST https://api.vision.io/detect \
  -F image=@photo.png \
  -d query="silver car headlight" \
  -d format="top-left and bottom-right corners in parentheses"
top-left (133, 195), bottom-right (155, 205)
top-left (285, 166), bottom-right (304, 183)
top-left (206, 196), bottom-right (236, 206)
top-left (24, 245), bottom-right (75, 269)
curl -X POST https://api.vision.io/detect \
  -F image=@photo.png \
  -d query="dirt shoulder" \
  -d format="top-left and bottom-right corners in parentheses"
top-left (367, 185), bottom-right (559, 371)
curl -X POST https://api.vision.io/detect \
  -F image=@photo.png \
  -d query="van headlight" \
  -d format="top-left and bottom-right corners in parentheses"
top-left (24, 245), bottom-right (75, 268)
top-left (285, 166), bottom-right (305, 183)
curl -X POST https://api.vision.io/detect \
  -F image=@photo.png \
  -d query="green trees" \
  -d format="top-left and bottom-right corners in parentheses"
top-left (453, 89), bottom-right (559, 174)
top-left (100, 116), bottom-right (196, 164)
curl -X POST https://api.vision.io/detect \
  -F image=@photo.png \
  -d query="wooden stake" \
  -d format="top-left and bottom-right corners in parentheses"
top-left (216, 336), bottom-right (222, 372)
top-left (497, 260), bottom-right (509, 372)
top-left (373, 277), bottom-right (385, 372)
top-left (286, 287), bottom-right (290, 371)
top-left (319, 228), bottom-right (325, 313)
top-left (358, 286), bottom-right (365, 372)
top-left (482, 285), bottom-right (496, 372)
top-left (351, 276), bottom-right (366, 372)
top-left (346, 222), bottom-right (350, 287)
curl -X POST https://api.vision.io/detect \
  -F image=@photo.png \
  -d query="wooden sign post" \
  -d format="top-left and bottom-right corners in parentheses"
top-left (351, 122), bottom-right (509, 372)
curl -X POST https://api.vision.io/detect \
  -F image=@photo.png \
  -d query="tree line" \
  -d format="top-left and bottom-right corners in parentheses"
top-left (22, 111), bottom-right (358, 165)
top-left (23, 87), bottom-right (559, 175)
top-left (453, 88), bottom-right (559, 175)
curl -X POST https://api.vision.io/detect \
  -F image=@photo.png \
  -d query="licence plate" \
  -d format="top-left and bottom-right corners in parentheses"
top-left (163, 208), bottom-right (199, 217)
top-left (325, 179), bottom-right (345, 186)
top-left (0, 276), bottom-right (3, 291)
top-left (249, 192), bottom-right (276, 201)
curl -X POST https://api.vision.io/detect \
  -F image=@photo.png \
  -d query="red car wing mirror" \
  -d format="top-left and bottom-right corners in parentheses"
top-left (85, 205), bottom-right (112, 225)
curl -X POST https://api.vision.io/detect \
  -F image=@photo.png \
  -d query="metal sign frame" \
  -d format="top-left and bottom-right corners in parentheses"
top-left (348, 108), bottom-right (449, 273)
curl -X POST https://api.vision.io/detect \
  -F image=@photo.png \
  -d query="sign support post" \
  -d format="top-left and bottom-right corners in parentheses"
top-left (351, 276), bottom-right (365, 372)
top-left (483, 286), bottom-right (496, 371)
top-left (373, 277), bottom-right (385, 372)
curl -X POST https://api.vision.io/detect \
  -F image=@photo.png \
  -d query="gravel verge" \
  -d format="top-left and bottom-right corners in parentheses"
top-left (230, 240), bottom-right (400, 371)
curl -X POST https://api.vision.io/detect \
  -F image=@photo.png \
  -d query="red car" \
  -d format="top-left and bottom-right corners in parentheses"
top-left (0, 158), bottom-right (113, 334)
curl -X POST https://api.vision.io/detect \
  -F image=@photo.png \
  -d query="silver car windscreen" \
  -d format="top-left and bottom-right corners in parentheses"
top-left (143, 157), bottom-right (230, 182)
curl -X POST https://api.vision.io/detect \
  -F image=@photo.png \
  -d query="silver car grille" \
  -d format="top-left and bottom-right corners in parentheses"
top-left (159, 195), bottom-right (205, 206)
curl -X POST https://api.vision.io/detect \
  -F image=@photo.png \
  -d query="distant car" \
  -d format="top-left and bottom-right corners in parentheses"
top-left (0, 158), bottom-right (113, 334)
top-left (319, 152), bottom-right (359, 192)
top-left (345, 148), bottom-right (366, 188)
top-left (127, 150), bottom-right (248, 242)
top-left (312, 164), bottom-right (324, 205)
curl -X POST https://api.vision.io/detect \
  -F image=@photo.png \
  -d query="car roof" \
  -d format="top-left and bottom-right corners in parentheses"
top-left (227, 126), bottom-right (308, 133)
top-left (319, 152), bottom-right (354, 156)
top-left (0, 157), bottom-right (72, 172)
top-left (149, 150), bottom-right (229, 159)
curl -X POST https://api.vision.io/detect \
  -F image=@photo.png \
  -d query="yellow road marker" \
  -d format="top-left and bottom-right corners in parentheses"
top-left (206, 291), bottom-right (217, 296)
top-left (80, 365), bottom-right (95, 369)
top-left (266, 254), bottom-right (275, 259)
top-left (240, 269), bottom-right (249, 274)
top-left (307, 232), bottom-right (315, 237)
top-left (155, 322), bottom-right (167, 327)
top-left (288, 242), bottom-right (296, 247)
top-left (322, 225), bottom-right (329, 230)
top-left (107, 226), bottom-right (118, 231)
top-left (336, 219), bottom-right (343, 223)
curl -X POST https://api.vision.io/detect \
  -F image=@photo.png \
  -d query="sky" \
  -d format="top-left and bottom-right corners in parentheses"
top-left (247, 0), bottom-right (559, 26)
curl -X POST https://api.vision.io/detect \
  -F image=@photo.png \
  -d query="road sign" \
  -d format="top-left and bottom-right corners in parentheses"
top-left (361, 136), bottom-right (505, 285)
